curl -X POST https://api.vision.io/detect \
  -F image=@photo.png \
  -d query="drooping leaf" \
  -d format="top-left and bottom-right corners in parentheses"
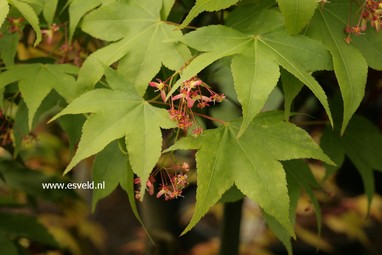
top-left (92, 141), bottom-right (128, 211)
top-left (258, 30), bottom-right (333, 130)
top-left (166, 111), bottom-right (333, 235)
top-left (343, 116), bottom-right (382, 205)
top-left (42, 0), bottom-right (58, 25)
top-left (68, 0), bottom-right (102, 42)
top-left (277, 0), bottom-right (318, 34)
top-left (123, 157), bottom-right (155, 244)
top-left (178, 0), bottom-right (240, 29)
top-left (320, 125), bottom-right (345, 177)
top-left (78, 0), bottom-right (191, 94)
top-left (178, 17), bottom-right (333, 136)
top-left (0, 0), bottom-right (9, 29)
top-left (307, 0), bottom-right (368, 134)
top-left (281, 68), bottom-right (304, 121)
top-left (0, 64), bottom-right (78, 128)
top-left (321, 115), bottom-right (382, 208)
top-left (9, 0), bottom-right (42, 46)
top-left (50, 69), bottom-right (176, 199)
top-left (284, 160), bottom-right (323, 233)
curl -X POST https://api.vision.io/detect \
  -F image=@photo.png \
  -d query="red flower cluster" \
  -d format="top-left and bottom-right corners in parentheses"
top-left (345, 0), bottom-right (382, 43)
top-left (134, 162), bottom-right (190, 201)
top-left (149, 76), bottom-right (225, 135)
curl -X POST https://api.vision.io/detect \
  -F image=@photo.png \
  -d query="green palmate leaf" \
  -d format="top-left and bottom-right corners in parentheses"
top-left (168, 25), bottom-right (252, 98)
top-left (231, 45), bottom-right (280, 137)
top-left (342, 116), bottom-right (382, 205)
top-left (258, 30), bottom-right (333, 130)
top-left (320, 125), bottom-right (345, 177)
top-left (0, 64), bottom-right (78, 128)
top-left (78, 0), bottom-right (191, 94)
top-left (281, 68), bottom-right (304, 121)
top-left (178, 0), bottom-right (240, 29)
top-left (166, 111), bottom-right (333, 235)
top-left (42, 0), bottom-right (58, 25)
top-left (321, 115), bottom-right (382, 208)
top-left (307, 0), bottom-right (368, 134)
top-left (179, 16), bottom-right (333, 136)
top-left (68, 0), bottom-right (102, 42)
top-left (92, 141), bottom-right (128, 211)
top-left (0, 0), bottom-right (9, 29)
top-left (277, 0), bottom-right (317, 34)
top-left (9, 0), bottom-right (42, 46)
top-left (51, 69), bottom-right (176, 199)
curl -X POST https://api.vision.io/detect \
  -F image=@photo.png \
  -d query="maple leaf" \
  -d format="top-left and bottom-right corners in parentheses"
top-left (321, 115), bottom-right (382, 207)
top-left (172, 8), bottom-right (333, 137)
top-left (50, 69), bottom-right (176, 198)
top-left (91, 141), bottom-right (128, 211)
top-left (0, 64), bottom-right (78, 128)
top-left (166, 111), bottom-right (333, 235)
top-left (306, 0), bottom-right (375, 134)
top-left (77, 0), bottom-right (191, 94)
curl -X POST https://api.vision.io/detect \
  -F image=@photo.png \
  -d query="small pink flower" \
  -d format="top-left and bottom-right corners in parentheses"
top-left (175, 173), bottom-right (188, 186)
top-left (157, 185), bottom-right (172, 200)
top-left (181, 162), bottom-right (190, 172)
top-left (149, 79), bottom-right (167, 102)
top-left (42, 23), bottom-right (60, 44)
top-left (184, 77), bottom-right (202, 89)
top-left (173, 89), bottom-right (196, 108)
top-left (210, 93), bottom-right (226, 103)
top-left (192, 127), bottom-right (204, 137)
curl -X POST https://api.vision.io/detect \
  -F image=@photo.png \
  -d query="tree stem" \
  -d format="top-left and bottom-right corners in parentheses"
top-left (219, 199), bottom-right (244, 255)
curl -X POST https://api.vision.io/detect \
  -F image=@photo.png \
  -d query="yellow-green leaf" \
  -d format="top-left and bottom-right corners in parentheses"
top-left (51, 70), bottom-right (176, 199)
top-left (166, 111), bottom-right (333, 235)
